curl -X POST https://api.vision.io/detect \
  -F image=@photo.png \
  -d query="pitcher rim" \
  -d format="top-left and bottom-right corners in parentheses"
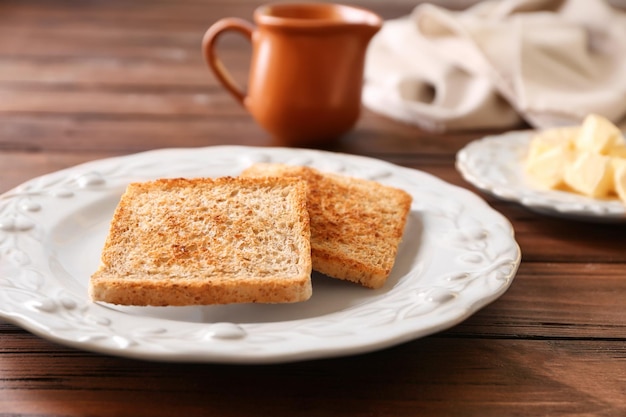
top-left (254, 2), bottom-right (383, 29)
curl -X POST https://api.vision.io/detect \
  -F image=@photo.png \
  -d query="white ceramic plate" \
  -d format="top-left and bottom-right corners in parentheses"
top-left (0, 146), bottom-right (520, 364)
top-left (456, 131), bottom-right (626, 222)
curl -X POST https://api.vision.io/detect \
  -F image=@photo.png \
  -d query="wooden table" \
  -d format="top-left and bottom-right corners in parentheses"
top-left (2, 1), bottom-right (625, 416)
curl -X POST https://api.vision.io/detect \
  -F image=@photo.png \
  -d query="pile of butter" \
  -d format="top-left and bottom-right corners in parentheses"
top-left (525, 114), bottom-right (626, 205)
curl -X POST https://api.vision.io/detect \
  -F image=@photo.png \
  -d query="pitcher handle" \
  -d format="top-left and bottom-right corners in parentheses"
top-left (202, 18), bottom-right (254, 105)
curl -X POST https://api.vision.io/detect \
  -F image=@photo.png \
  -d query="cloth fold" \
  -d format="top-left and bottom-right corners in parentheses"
top-left (363, 0), bottom-right (626, 132)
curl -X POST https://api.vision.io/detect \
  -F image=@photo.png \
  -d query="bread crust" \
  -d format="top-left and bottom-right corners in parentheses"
top-left (90, 176), bottom-right (312, 306)
top-left (241, 164), bottom-right (412, 288)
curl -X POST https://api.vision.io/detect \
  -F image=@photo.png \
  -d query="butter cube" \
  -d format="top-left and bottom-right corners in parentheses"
top-left (525, 146), bottom-right (573, 189)
top-left (575, 114), bottom-right (625, 154)
top-left (527, 126), bottom-right (577, 160)
top-left (613, 158), bottom-right (626, 204)
top-left (525, 127), bottom-right (577, 189)
top-left (564, 152), bottom-right (614, 198)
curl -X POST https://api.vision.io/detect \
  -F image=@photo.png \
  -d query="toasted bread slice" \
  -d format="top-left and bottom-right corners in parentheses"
top-left (241, 163), bottom-right (412, 289)
top-left (89, 176), bottom-right (312, 306)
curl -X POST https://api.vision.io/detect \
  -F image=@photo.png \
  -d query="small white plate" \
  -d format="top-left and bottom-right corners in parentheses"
top-left (0, 146), bottom-right (520, 363)
top-left (456, 131), bottom-right (626, 222)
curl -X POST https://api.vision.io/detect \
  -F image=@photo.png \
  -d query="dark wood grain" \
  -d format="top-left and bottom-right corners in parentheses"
top-left (1, 1), bottom-right (626, 416)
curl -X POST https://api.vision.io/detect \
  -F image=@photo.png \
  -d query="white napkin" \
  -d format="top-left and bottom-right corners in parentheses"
top-left (363, 0), bottom-right (626, 132)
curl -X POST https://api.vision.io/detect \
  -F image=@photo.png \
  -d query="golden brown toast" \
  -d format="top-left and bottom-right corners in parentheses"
top-left (89, 176), bottom-right (312, 306)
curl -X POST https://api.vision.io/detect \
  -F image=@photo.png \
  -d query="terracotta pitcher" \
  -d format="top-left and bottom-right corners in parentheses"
top-left (202, 3), bottom-right (382, 147)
